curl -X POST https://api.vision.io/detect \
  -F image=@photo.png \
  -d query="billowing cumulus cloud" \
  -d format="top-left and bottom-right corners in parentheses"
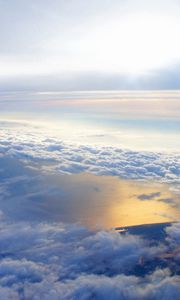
top-left (0, 121), bottom-right (179, 299)
top-left (0, 121), bottom-right (179, 188)
top-left (0, 216), bottom-right (179, 299)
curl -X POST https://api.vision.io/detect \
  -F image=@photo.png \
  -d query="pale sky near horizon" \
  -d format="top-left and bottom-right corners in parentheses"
top-left (1, 0), bottom-right (180, 91)
top-left (1, 90), bottom-right (180, 152)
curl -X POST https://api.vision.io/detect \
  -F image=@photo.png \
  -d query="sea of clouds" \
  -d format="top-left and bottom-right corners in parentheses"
top-left (0, 120), bottom-right (180, 299)
top-left (0, 213), bottom-right (179, 300)
top-left (0, 121), bottom-right (180, 186)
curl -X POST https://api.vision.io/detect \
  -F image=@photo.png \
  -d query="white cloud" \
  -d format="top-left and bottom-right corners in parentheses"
top-left (0, 121), bottom-right (179, 188)
top-left (0, 217), bottom-right (179, 299)
top-left (0, 121), bottom-right (179, 298)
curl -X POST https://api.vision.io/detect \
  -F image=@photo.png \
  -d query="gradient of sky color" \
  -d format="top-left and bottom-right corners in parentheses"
top-left (1, 0), bottom-right (180, 91)
top-left (0, 90), bottom-right (180, 152)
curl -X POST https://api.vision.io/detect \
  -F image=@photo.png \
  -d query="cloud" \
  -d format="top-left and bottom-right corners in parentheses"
top-left (0, 120), bottom-right (179, 298)
top-left (23, 270), bottom-right (180, 300)
top-left (158, 197), bottom-right (179, 209)
top-left (0, 121), bottom-right (180, 189)
top-left (138, 192), bottom-right (161, 200)
top-left (0, 216), bottom-right (179, 299)
top-left (2, 66), bottom-right (180, 92)
top-left (166, 222), bottom-right (180, 247)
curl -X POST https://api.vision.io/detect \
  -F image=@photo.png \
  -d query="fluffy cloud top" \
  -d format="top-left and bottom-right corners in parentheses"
top-left (0, 121), bottom-right (180, 299)
top-left (0, 121), bottom-right (180, 188)
top-left (0, 216), bottom-right (179, 300)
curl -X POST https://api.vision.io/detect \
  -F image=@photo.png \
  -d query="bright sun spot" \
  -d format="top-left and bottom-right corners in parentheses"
top-left (76, 13), bottom-right (180, 75)
top-left (1, 13), bottom-right (180, 77)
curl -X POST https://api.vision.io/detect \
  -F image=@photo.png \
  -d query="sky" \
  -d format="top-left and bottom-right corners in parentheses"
top-left (1, 90), bottom-right (180, 152)
top-left (0, 1), bottom-right (180, 152)
top-left (0, 3), bottom-right (180, 297)
top-left (1, 0), bottom-right (180, 91)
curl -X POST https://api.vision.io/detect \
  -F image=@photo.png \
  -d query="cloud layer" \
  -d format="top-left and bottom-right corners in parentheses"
top-left (0, 121), bottom-right (180, 187)
top-left (0, 216), bottom-right (179, 299)
top-left (0, 121), bottom-right (180, 299)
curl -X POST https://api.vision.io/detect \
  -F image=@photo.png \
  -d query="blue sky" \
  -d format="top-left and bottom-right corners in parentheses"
top-left (1, 0), bottom-right (180, 91)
